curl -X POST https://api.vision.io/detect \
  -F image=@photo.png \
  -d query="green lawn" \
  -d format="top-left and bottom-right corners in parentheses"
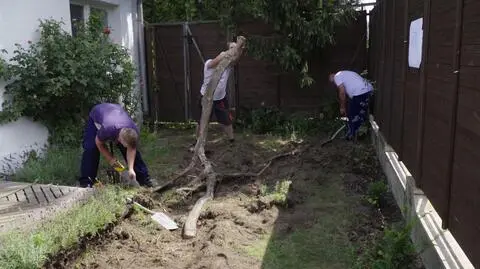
top-left (247, 176), bottom-right (358, 269)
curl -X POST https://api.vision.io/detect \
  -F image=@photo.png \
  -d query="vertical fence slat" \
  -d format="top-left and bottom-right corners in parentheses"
top-left (144, 25), bottom-right (153, 122)
top-left (145, 25), bottom-right (159, 126)
top-left (387, 0), bottom-right (397, 146)
top-left (379, 0), bottom-right (388, 131)
top-left (415, 0), bottom-right (432, 188)
top-left (183, 22), bottom-right (190, 120)
top-left (443, 0), bottom-right (465, 230)
top-left (398, 0), bottom-right (410, 161)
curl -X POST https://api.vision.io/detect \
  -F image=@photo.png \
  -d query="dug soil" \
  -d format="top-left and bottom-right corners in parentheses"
top-left (75, 129), bottom-right (409, 269)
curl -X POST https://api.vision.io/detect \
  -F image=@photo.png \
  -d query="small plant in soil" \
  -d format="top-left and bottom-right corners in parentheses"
top-left (259, 179), bottom-right (292, 207)
top-left (366, 180), bottom-right (388, 208)
top-left (354, 222), bottom-right (419, 269)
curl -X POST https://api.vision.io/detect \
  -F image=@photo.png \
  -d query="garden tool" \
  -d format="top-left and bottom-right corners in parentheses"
top-left (320, 117), bottom-right (349, 147)
top-left (105, 142), bottom-right (140, 187)
top-left (126, 198), bottom-right (179, 230)
top-left (111, 160), bottom-right (141, 187)
top-left (106, 142), bottom-right (121, 183)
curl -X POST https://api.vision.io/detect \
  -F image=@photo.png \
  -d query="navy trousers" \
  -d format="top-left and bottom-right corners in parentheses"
top-left (346, 91), bottom-right (372, 139)
top-left (79, 117), bottom-right (150, 187)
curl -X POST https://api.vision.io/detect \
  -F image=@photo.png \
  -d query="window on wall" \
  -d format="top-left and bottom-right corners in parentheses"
top-left (91, 7), bottom-right (109, 28)
top-left (69, 4), bottom-right (109, 37)
top-left (70, 4), bottom-right (84, 36)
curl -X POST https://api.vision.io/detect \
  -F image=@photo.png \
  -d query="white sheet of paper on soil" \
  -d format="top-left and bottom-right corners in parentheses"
top-left (408, 18), bottom-right (423, 69)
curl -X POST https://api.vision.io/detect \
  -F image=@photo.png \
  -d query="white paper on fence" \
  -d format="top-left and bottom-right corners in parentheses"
top-left (408, 18), bottom-right (423, 68)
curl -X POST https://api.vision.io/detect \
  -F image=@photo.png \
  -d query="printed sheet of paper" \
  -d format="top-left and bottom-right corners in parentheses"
top-left (408, 18), bottom-right (423, 68)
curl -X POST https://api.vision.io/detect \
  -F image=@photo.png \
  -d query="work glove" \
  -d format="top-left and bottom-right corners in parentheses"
top-left (110, 159), bottom-right (126, 172)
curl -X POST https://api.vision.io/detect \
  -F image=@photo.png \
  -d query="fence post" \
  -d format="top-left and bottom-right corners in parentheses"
top-left (226, 29), bottom-right (237, 113)
top-left (443, 0), bottom-right (465, 230)
top-left (414, 0), bottom-right (432, 189)
top-left (398, 0), bottom-right (409, 161)
top-left (378, 0), bottom-right (387, 130)
top-left (145, 25), bottom-right (158, 128)
top-left (183, 22), bottom-right (191, 121)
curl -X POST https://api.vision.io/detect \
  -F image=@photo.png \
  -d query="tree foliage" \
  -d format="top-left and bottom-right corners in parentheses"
top-left (0, 13), bottom-right (136, 145)
top-left (143, 0), bottom-right (358, 86)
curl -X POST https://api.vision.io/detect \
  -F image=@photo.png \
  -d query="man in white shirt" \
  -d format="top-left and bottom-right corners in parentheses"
top-left (329, 70), bottom-right (373, 140)
top-left (194, 41), bottom-right (244, 144)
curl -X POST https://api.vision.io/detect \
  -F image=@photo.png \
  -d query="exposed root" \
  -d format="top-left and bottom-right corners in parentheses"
top-left (152, 161), bottom-right (196, 193)
top-left (181, 36), bottom-right (246, 239)
top-left (174, 147), bottom-right (303, 202)
top-left (221, 148), bottom-right (304, 179)
top-left (152, 36), bottom-right (246, 239)
top-left (183, 166), bottom-right (216, 239)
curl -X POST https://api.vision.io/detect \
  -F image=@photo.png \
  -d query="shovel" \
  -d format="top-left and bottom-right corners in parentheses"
top-left (320, 117), bottom-right (349, 147)
top-left (127, 198), bottom-right (179, 230)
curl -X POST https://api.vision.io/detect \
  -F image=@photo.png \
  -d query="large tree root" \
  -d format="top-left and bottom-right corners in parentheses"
top-left (174, 148), bottom-right (303, 201)
top-left (152, 160), bottom-right (197, 193)
top-left (155, 37), bottom-right (251, 239)
top-left (182, 147), bottom-right (303, 238)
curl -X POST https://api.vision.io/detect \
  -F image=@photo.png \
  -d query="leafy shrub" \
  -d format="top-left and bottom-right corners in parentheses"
top-left (366, 180), bottom-right (388, 208)
top-left (260, 179), bottom-right (292, 207)
top-left (0, 13), bottom-right (137, 145)
top-left (354, 223), bottom-right (419, 269)
top-left (236, 102), bottom-right (342, 138)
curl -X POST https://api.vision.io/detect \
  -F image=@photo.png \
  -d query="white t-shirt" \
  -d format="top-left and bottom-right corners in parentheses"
top-left (333, 70), bottom-right (372, 98)
top-left (200, 59), bottom-right (232, 101)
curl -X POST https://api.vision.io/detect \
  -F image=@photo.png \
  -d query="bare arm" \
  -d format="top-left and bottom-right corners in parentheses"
top-left (126, 147), bottom-right (136, 171)
top-left (230, 43), bottom-right (245, 65)
top-left (95, 136), bottom-right (115, 164)
top-left (207, 42), bottom-right (246, 69)
top-left (206, 52), bottom-right (226, 69)
top-left (338, 84), bottom-right (347, 112)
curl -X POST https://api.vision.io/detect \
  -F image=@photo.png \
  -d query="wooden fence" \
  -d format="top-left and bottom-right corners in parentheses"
top-left (369, 0), bottom-right (480, 266)
top-left (144, 13), bottom-right (367, 122)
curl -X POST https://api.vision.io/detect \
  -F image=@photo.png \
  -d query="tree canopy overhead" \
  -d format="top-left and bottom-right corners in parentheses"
top-left (143, 0), bottom-right (359, 86)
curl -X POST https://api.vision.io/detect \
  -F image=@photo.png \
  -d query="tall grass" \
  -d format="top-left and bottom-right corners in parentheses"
top-left (13, 146), bottom-right (81, 185)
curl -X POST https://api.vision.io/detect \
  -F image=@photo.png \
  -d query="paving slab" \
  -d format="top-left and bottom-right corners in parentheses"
top-left (0, 181), bottom-right (93, 233)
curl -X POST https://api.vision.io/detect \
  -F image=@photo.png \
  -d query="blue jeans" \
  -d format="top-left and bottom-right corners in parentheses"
top-left (79, 117), bottom-right (150, 187)
top-left (346, 91), bottom-right (372, 139)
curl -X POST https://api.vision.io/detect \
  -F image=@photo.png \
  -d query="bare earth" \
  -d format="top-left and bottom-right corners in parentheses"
top-left (74, 129), bottom-right (404, 269)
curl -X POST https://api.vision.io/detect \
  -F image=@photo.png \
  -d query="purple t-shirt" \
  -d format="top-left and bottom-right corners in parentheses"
top-left (89, 103), bottom-right (138, 142)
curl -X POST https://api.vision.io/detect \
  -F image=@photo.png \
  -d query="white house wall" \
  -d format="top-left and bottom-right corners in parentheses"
top-left (73, 0), bottom-right (145, 122)
top-left (118, 0), bottom-right (145, 123)
top-left (0, 0), bottom-right (142, 176)
top-left (0, 0), bottom-right (71, 175)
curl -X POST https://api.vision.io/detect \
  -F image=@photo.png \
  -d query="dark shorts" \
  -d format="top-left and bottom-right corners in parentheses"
top-left (197, 96), bottom-right (233, 126)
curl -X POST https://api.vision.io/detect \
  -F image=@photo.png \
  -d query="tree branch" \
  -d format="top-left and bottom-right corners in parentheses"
top-left (182, 36), bottom-right (246, 239)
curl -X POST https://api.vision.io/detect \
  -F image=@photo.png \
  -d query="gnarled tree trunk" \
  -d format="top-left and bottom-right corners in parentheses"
top-left (182, 36), bottom-right (246, 238)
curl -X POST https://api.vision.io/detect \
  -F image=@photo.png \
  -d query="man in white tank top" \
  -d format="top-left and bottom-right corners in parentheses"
top-left (329, 70), bottom-right (373, 140)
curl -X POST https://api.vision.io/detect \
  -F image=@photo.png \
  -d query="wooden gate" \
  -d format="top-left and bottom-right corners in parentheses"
top-left (145, 21), bottom-right (229, 122)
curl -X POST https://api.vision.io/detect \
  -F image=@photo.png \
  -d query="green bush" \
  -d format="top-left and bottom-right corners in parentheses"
top-left (236, 103), bottom-right (340, 138)
top-left (366, 180), bottom-right (388, 208)
top-left (0, 13), bottom-right (137, 145)
top-left (354, 223), bottom-right (418, 269)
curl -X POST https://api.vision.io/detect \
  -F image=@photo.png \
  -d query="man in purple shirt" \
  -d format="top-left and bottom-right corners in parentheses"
top-left (79, 103), bottom-right (153, 188)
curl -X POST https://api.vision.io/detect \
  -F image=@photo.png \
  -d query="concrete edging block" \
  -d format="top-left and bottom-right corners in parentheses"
top-left (369, 116), bottom-right (474, 269)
